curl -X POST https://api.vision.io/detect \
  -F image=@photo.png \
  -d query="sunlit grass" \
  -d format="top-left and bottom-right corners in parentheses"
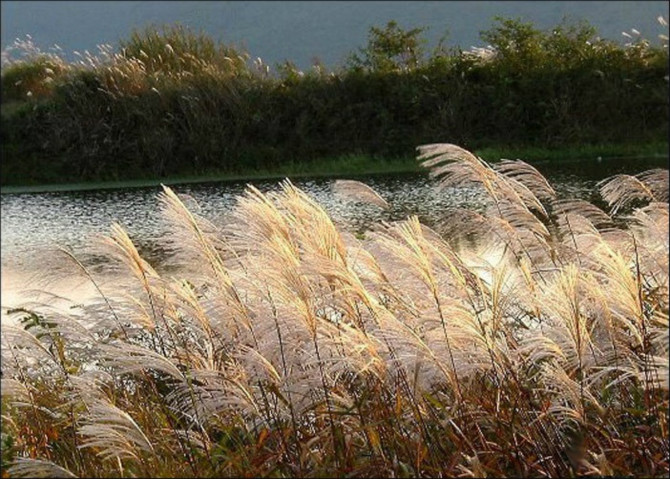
top-left (1, 144), bottom-right (667, 478)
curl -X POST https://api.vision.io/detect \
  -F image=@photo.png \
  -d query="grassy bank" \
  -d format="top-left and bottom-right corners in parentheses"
top-left (0, 154), bottom-right (419, 193)
top-left (1, 141), bottom-right (667, 194)
top-left (1, 18), bottom-right (668, 187)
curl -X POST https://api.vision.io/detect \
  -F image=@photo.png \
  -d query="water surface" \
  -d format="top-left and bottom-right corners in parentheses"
top-left (1, 158), bottom-right (665, 273)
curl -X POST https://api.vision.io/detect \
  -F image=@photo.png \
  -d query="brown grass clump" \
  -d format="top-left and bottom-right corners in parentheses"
top-left (2, 144), bottom-right (668, 478)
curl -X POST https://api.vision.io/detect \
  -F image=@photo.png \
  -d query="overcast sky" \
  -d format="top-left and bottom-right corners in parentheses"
top-left (2, 1), bottom-right (667, 69)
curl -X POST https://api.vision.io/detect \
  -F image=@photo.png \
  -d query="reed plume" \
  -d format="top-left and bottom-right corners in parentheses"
top-left (2, 144), bottom-right (667, 478)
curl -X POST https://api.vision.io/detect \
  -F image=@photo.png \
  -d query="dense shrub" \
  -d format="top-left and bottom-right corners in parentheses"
top-left (1, 17), bottom-right (668, 185)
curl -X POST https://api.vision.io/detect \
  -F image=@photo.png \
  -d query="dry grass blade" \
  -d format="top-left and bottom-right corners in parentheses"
top-left (551, 199), bottom-right (613, 229)
top-left (7, 458), bottom-right (78, 478)
top-left (0, 378), bottom-right (32, 403)
top-left (597, 169), bottom-right (666, 214)
top-left (332, 179), bottom-right (390, 209)
top-left (417, 143), bottom-right (551, 217)
top-left (159, 184), bottom-right (228, 279)
top-left (99, 342), bottom-right (185, 380)
top-left (78, 398), bottom-right (155, 462)
top-left (101, 223), bottom-right (160, 279)
top-left (416, 143), bottom-right (480, 167)
top-left (636, 168), bottom-right (669, 202)
top-left (493, 159), bottom-right (556, 200)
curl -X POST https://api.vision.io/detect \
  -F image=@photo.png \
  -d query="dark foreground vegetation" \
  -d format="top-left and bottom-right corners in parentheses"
top-left (2, 144), bottom-right (668, 477)
top-left (1, 17), bottom-right (668, 185)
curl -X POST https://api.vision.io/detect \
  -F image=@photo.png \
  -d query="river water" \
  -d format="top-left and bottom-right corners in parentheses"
top-left (1, 157), bottom-right (666, 274)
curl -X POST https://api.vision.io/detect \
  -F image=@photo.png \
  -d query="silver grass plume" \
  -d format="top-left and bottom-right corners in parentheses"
top-left (598, 169), bottom-right (669, 214)
top-left (332, 179), bottom-right (390, 209)
top-left (77, 397), bottom-right (155, 462)
top-left (7, 458), bottom-right (78, 478)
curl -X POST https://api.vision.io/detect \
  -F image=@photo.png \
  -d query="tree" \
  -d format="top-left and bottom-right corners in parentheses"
top-left (347, 21), bottom-right (427, 73)
top-left (479, 17), bottom-right (542, 62)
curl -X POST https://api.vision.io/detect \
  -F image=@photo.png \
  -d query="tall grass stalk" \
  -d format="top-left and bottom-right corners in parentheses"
top-left (1, 144), bottom-right (668, 477)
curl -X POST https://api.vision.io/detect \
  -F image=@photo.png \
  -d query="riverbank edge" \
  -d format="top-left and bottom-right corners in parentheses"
top-left (2, 142), bottom-right (668, 194)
